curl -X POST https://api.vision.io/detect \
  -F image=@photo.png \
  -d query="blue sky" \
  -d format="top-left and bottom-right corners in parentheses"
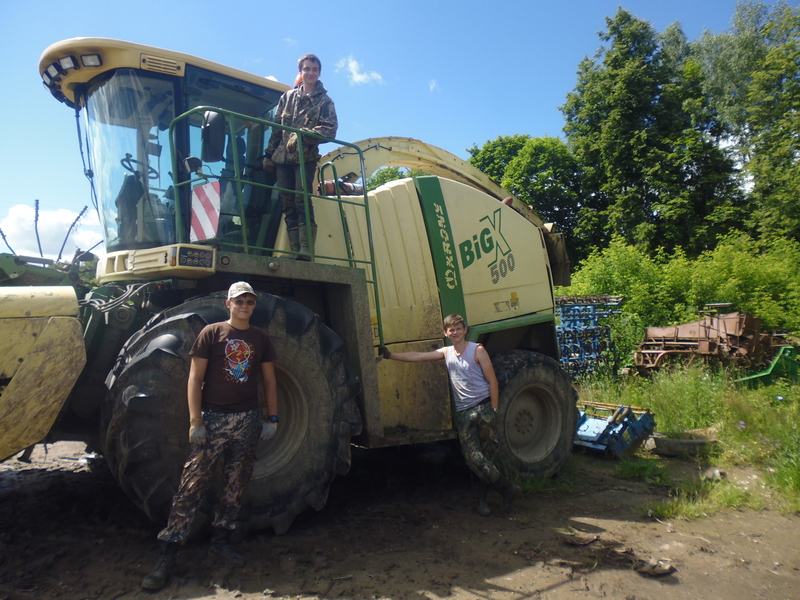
top-left (0, 0), bottom-right (786, 259)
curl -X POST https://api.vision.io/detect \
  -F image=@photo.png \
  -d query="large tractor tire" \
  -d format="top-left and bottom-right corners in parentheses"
top-left (101, 291), bottom-right (361, 534)
top-left (489, 350), bottom-right (577, 478)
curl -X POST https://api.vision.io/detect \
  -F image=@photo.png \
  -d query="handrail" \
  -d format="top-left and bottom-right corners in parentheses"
top-left (168, 106), bottom-right (384, 344)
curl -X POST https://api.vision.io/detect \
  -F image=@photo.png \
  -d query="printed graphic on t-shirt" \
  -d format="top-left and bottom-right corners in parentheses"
top-left (224, 339), bottom-right (254, 383)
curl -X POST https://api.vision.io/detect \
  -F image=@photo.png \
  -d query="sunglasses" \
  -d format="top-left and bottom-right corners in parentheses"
top-left (232, 299), bottom-right (256, 306)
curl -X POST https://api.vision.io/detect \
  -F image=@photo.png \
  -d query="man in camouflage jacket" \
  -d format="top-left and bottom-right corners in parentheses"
top-left (264, 53), bottom-right (337, 260)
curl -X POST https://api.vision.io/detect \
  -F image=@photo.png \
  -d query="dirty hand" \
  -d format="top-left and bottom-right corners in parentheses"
top-left (285, 133), bottom-right (298, 153)
top-left (261, 421), bottom-right (277, 441)
top-left (189, 418), bottom-right (207, 445)
top-left (378, 345), bottom-right (391, 360)
top-left (262, 156), bottom-right (275, 172)
top-left (481, 407), bottom-right (498, 423)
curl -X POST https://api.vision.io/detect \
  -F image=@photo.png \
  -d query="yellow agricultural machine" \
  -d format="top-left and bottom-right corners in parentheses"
top-left (0, 38), bottom-right (575, 534)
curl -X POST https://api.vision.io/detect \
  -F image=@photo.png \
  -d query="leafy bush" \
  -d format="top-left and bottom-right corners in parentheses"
top-left (557, 233), bottom-right (800, 359)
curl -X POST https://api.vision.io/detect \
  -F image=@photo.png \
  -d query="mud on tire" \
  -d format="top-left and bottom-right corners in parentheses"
top-left (101, 292), bottom-right (361, 534)
top-left (488, 350), bottom-right (577, 478)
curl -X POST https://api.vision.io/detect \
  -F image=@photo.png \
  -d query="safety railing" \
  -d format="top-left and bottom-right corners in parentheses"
top-left (168, 106), bottom-right (384, 343)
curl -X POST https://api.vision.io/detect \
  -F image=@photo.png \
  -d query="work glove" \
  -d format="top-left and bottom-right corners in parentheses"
top-left (286, 132), bottom-right (298, 154)
top-left (189, 418), bottom-right (208, 446)
top-left (261, 421), bottom-right (277, 441)
top-left (378, 345), bottom-right (391, 360)
top-left (262, 156), bottom-right (276, 172)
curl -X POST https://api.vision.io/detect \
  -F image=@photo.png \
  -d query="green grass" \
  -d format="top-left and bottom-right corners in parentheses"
top-left (645, 478), bottom-right (765, 519)
top-left (579, 364), bottom-right (800, 515)
top-left (614, 456), bottom-right (672, 486)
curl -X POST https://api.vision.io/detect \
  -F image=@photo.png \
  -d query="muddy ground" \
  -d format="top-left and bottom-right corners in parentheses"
top-left (1, 441), bottom-right (799, 600)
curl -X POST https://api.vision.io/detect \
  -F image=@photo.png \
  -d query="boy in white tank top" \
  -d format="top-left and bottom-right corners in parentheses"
top-left (379, 314), bottom-right (519, 516)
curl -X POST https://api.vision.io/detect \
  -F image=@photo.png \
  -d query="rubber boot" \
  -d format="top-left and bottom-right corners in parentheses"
top-left (296, 223), bottom-right (317, 261)
top-left (287, 227), bottom-right (300, 255)
top-left (495, 475), bottom-right (521, 513)
top-left (209, 527), bottom-right (245, 566)
top-left (476, 481), bottom-right (491, 517)
top-left (141, 541), bottom-right (179, 591)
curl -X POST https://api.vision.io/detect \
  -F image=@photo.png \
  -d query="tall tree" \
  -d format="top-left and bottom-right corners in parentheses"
top-left (500, 137), bottom-right (585, 259)
top-left (692, 1), bottom-right (775, 149)
top-left (467, 135), bottom-right (530, 183)
top-left (561, 8), bottom-right (743, 258)
top-left (745, 5), bottom-right (800, 242)
top-left (562, 9), bottom-right (669, 251)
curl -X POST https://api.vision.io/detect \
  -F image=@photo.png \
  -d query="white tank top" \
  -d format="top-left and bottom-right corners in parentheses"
top-left (444, 342), bottom-right (490, 411)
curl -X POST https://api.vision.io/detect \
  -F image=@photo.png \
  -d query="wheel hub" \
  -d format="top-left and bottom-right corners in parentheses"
top-left (505, 386), bottom-right (559, 462)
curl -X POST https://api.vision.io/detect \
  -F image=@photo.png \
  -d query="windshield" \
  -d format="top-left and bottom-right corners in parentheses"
top-left (84, 67), bottom-right (283, 252)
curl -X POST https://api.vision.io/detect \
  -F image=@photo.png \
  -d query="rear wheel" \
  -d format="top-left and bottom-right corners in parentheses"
top-left (101, 292), bottom-right (361, 534)
top-left (490, 351), bottom-right (577, 478)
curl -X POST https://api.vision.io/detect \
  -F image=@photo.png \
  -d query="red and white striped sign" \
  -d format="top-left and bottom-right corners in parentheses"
top-left (190, 180), bottom-right (221, 241)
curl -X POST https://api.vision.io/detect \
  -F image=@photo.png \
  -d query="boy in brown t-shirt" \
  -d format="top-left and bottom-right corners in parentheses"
top-left (142, 282), bottom-right (278, 591)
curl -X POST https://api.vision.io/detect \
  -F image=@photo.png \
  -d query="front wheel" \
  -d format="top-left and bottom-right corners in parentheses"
top-left (490, 351), bottom-right (577, 478)
top-left (101, 292), bottom-right (361, 534)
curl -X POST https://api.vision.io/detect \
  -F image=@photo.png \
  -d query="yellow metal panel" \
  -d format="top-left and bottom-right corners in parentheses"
top-left (39, 38), bottom-right (289, 106)
top-left (376, 340), bottom-right (452, 430)
top-left (0, 316), bottom-right (87, 461)
top-left (436, 179), bottom-right (555, 326)
top-left (319, 179), bottom-right (443, 345)
top-left (96, 244), bottom-right (215, 283)
top-left (313, 200), bottom-right (351, 261)
top-left (0, 286), bottom-right (80, 318)
top-left (0, 318), bottom-right (47, 378)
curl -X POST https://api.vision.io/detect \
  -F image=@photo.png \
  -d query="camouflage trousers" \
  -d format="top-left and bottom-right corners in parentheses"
top-left (157, 408), bottom-right (261, 544)
top-left (277, 162), bottom-right (317, 229)
top-left (454, 400), bottom-right (501, 485)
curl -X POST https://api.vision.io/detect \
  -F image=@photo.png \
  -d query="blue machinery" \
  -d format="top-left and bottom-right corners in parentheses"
top-left (575, 401), bottom-right (656, 459)
top-left (556, 295), bottom-right (623, 378)
top-left (557, 296), bottom-right (657, 457)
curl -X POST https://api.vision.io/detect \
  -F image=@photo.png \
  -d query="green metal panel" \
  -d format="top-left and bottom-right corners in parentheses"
top-left (466, 312), bottom-right (556, 341)
top-left (415, 176), bottom-right (467, 322)
top-left (735, 345), bottom-right (800, 388)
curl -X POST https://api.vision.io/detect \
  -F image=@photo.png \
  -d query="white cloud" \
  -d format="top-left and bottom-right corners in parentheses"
top-left (336, 55), bottom-right (383, 86)
top-left (0, 204), bottom-right (103, 262)
top-left (429, 79), bottom-right (439, 92)
top-left (283, 37), bottom-right (297, 46)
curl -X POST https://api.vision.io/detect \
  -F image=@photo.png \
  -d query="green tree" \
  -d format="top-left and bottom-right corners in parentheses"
top-left (366, 166), bottom-right (428, 191)
top-left (692, 1), bottom-right (775, 145)
top-left (561, 9), bottom-right (743, 258)
top-left (467, 135), bottom-right (530, 182)
top-left (562, 9), bottom-right (665, 251)
top-left (500, 137), bottom-right (585, 259)
top-left (745, 5), bottom-right (800, 242)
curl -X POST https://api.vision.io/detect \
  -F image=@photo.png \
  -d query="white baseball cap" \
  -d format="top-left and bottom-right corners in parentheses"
top-left (227, 281), bottom-right (255, 299)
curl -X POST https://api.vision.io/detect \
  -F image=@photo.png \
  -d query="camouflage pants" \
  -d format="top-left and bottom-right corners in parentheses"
top-left (277, 162), bottom-right (317, 229)
top-left (157, 408), bottom-right (261, 544)
top-left (454, 400), bottom-right (501, 485)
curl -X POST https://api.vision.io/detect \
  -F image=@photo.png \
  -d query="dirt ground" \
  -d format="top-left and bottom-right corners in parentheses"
top-left (1, 441), bottom-right (799, 600)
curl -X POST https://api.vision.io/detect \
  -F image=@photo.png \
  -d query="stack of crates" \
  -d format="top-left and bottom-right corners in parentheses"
top-left (556, 295), bottom-right (623, 378)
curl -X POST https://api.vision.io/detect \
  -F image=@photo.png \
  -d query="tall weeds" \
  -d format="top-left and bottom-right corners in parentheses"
top-left (578, 365), bottom-right (800, 510)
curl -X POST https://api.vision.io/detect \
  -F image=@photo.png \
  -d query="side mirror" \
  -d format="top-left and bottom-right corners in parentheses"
top-left (184, 156), bottom-right (203, 175)
top-left (74, 250), bottom-right (97, 263)
top-left (201, 111), bottom-right (226, 163)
